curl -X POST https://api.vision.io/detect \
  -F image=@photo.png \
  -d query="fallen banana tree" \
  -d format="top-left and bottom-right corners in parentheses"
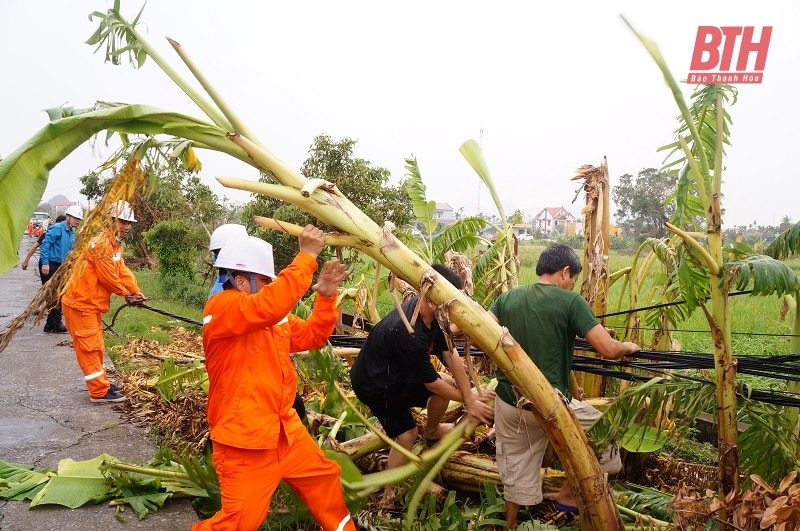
top-left (0, 3), bottom-right (626, 528)
top-left (216, 164), bottom-right (622, 529)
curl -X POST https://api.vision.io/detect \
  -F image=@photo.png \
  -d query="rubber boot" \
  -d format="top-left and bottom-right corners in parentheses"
top-left (44, 308), bottom-right (67, 333)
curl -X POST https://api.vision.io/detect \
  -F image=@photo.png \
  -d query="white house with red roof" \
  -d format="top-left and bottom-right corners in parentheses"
top-left (533, 206), bottom-right (582, 237)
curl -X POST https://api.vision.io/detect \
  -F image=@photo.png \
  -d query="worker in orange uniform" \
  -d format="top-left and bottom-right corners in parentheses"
top-left (193, 225), bottom-right (355, 531)
top-left (62, 201), bottom-right (145, 404)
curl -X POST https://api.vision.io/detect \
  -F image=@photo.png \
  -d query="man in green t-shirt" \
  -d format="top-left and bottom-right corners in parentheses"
top-left (488, 244), bottom-right (639, 529)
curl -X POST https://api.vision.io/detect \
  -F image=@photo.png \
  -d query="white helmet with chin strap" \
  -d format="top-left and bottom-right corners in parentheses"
top-left (214, 236), bottom-right (276, 291)
top-left (209, 223), bottom-right (248, 252)
top-left (108, 200), bottom-right (137, 222)
top-left (64, 205), bottom-right (84, 220)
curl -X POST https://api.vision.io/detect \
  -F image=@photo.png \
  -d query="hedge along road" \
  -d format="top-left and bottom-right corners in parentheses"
top-left (0, 235), bottom-right (198, 530)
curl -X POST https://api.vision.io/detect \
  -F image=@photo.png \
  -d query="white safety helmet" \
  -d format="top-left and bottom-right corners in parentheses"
top-left (64, 205), bottom-right (84, 220)
top-left (108, 200), bottom-right (137, 222)
top-left (214, 236), bottom-right (276, 279)
top-left (209, 223), bottom-right (248, 251)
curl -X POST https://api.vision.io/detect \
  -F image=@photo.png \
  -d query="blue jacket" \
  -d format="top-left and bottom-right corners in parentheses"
top-left (39, 221), bottom-right (75, 266)
top-left (209, 274), bottom-right (225, 297)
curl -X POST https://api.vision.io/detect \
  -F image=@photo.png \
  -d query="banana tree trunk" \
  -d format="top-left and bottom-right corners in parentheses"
top-left (787, 295), bottom-right (800, 439)
top-left (329, 431), bottom-right (387, 461)
top-left (706, 275), bottom-right (739, 498)
top-left (574, 160), bottom-right (612, 398)
top-left (217, 133), bottom-right (624, 528)
top-left (707, 191), bottom-right (739, 502)
top-left (669, 209), bottom-right (739, 515)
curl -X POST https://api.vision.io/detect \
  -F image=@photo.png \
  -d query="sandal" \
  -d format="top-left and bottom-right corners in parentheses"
top-left (555, 502), bottom-right (579, 514)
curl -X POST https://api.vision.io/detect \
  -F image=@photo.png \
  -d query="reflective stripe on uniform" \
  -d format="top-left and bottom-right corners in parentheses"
top-left (84, 370), bottom-right (104, 381)
top-left (333, 514), bottom-right (351, 531)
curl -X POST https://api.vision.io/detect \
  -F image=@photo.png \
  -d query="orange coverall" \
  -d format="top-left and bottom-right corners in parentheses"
top-left (62, 230), bottom-right (140, 399)
top-left (193, 252), bottom-right (355, 531)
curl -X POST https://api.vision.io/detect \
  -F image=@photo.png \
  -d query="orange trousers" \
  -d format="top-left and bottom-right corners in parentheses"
top-left (62, 305), bottom-right (112, 399)
top-left (192, 430), bottom-right (355, 531)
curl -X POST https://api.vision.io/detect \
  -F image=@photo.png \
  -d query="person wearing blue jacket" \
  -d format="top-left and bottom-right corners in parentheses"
top-left (39, 205), bottom-right (83, 333)
top-left (208, 223), bottom-right (248, 298)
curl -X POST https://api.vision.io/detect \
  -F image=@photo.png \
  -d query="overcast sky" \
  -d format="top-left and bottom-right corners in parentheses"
top-left (2, 1), bottom-right (797, 228)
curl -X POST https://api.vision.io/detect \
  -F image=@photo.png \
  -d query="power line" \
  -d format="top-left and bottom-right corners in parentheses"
top-left (596, 290), bottom-right (753, 318)
top-left (606, 325), bottom-right (800, 338)
top-left (328, 334), bottom-right (800, 408)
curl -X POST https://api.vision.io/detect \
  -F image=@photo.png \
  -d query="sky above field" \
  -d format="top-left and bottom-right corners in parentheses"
top-left (1, 1), bottom-right (797, 228)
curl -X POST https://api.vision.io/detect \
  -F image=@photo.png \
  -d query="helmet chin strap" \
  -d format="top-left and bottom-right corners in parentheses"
top-left (225, 271), bottom-right (259, 293)
top-left (248, 273), bottom-right (258, 294)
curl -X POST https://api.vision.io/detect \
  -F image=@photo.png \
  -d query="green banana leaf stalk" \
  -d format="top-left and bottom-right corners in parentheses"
top-left (624, 17), bottom-right (800, 518)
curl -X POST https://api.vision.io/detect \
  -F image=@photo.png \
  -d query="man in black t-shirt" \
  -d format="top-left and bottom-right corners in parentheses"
top-left (349, 264), bottom-right (494, 506)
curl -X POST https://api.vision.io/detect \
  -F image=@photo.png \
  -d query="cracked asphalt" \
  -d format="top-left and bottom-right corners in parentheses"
top-left (0, 236), bottom-right (198, 530)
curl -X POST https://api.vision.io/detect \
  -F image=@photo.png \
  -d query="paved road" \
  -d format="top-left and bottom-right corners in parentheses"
top-left (0, 236), bottom-right (198, 530)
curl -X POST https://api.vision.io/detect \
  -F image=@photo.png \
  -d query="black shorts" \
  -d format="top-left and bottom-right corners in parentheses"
top-left (357, 382), bottom-right (434, 439)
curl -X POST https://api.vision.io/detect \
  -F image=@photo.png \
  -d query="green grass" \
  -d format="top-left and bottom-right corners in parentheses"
top-left (104, 267), bottom-right (204, 351)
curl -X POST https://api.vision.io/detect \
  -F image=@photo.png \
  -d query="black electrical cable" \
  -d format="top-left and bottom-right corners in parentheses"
top-left (137, 303), bottom-right (203, 326)
top-left (571, 354), bottom-right (800, 408)
top-left (605, 325), bottom-right (800, 338)
top-left (328, 334), bottom-right (800, 408)
top-left (574, 339), bottom-right (800, 382)
top-left (103, 300), bottom-right (203, 334)
top-left (596, 290), bottom-right (754, 318)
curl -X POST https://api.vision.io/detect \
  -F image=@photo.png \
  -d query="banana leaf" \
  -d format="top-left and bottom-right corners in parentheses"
top-left (619, 423), bottom-right (668, 453)
top-left (29, 454), bottom-right (115, 509)
top-left (117, 487), bottom-right (172, 520)
top-left (0, 460), bottom-right (50, 501)
top-left (155, 358), bottom-right (208, 401)
top-left (0, 104), bottom-right (242, 274)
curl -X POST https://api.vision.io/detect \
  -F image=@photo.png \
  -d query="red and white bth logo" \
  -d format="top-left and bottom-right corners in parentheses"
top-left (687, 26), bottom-right (772, 84)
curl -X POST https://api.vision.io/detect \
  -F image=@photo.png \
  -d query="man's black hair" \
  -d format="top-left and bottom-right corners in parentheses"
top-left (432, 263), bottom-right (464, 290)
top-left (55, 214), bottom-right (66, 223)
top-left (535, 244), bottom-right (582, 277)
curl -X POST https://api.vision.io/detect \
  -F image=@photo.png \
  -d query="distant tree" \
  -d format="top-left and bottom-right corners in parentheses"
top-left (183, 175), bottom-right (224, 229)
top-left (78, 161), bottom-right (223, 267)
top-left (482, 213), bottom-right (501, 225)
top-left (79, 170), bottom-right (108, 204)
top-left (612, 167), bottom-right (677, 240)
top-left (301, 135), bottom-right (412, 230)
top-left (241, 134), bottom-right (412, 271)
top-left (508, 209), bottom-right (525, 224)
